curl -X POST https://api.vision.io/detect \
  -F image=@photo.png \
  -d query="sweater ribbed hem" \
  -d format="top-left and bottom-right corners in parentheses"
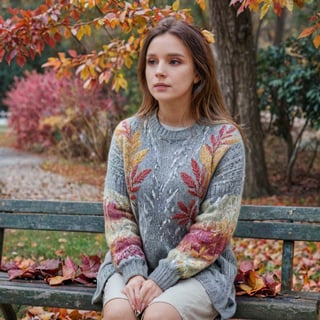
top-left (120, 259), bottom-right (149, 284)
top-left (148, 264), bottom-right (180, 291)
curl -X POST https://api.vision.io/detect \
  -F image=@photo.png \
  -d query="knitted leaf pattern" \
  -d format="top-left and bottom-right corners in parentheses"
top-left (115, 120), bottom-right (151, 200)
top-left (170, 125), bottom-right (242, 278)
top-left (168, 195), bottom-right (241, 278)
top-left (173, 125), bottom-right (240, 226)
top-left (104, 193), bottom-right (145, 269)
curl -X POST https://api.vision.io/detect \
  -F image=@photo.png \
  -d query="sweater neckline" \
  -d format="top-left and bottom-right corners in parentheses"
top-left (149, 113), bottom-right (201, 141)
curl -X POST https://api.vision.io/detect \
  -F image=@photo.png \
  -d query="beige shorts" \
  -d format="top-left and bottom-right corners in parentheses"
top-left (103, 272), bottom-right (219, 320)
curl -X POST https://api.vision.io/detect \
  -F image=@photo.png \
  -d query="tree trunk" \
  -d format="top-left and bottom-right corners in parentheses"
top-left (274, 9), bottom-right (287, 46)
top-left (208, 0), bottom-right (271, 197)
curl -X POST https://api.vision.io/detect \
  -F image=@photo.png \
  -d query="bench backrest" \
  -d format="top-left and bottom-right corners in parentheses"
top-left (0, 199), bottom-right (319, 293)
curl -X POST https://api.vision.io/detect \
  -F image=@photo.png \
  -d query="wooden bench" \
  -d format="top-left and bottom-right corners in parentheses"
top-left (0, 199), bottom-right (319, 320)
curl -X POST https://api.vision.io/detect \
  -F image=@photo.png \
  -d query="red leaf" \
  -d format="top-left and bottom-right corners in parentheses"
top-left (178, 201), bottom-right (188, 213)
top-left (68, 49), bottom-right (78, 58)
top-left (62, 256), bottom-right (78, 280)
top-left (181, 172), bottom-right (196, 189)
top-left (133, 168), bottom-right (152, 184)
top-left (191, 158), bottom-right (201, 183)
top-left (239, 260), bottom-right (254, 273)
top-left (36, 259), bottom-right (61, 277)
top-left (16, 54), bottom-right (26, 67)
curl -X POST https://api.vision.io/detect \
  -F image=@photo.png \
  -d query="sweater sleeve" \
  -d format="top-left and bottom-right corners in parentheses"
top-left (104, 122), bottom-right (148, 284)
top-left (149, 132), bottom-right (245, 290)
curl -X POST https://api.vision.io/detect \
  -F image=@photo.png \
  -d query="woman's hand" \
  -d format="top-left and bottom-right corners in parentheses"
top-left (122, 275), bottom-right (145, 315)
top-left (139, 279), bottom-right (163, 309)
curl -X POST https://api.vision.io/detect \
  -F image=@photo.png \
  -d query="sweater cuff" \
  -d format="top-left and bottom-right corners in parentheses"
top-left (148, 263), bottom-right (180, 291)
top-left (120, 259), bottom-right (149, 284)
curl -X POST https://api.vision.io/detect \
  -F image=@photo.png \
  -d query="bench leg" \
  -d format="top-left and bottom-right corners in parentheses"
top-left (0, 304), bottom-right (17, 320)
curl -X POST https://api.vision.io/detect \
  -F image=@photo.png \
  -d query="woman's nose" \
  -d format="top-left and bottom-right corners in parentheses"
top-left (155, 62), bottom-right (166, 77)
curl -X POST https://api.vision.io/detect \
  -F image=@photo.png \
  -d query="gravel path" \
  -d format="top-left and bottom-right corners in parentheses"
top-left (0, 147), bottom-right (102, 201)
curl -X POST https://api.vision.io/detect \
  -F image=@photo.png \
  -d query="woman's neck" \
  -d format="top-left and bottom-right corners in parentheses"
top-left (157, 107), bottom-right (195, 128)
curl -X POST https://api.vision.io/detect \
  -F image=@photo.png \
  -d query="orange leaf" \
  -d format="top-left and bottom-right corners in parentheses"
top-left (48, 275), bottom-right (66, 286)
top-left (313, 35), bottom-right (320, 48)
top-left (298, 26), bottom-right (316, 38)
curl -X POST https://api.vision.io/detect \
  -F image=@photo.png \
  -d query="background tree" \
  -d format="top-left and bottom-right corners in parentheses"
top-left (208, 1), bottom-right (271, 197)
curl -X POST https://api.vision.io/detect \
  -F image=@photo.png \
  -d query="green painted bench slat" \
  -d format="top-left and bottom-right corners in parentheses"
top-left (240, 205), bottom-right (320, 222)
top-left (235, 294), bottom-right (320, 320)
top-left (235, 220), bottom-right (320, 241)
top-left (0, 199), bottom-right (103, 215)
top-left (0, 273), bottom-right (99, 311)
top-left (0, 213), bottom-right (104, 233)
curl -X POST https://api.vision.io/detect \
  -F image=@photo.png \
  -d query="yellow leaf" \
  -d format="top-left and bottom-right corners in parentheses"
top-left (201, 29), bottom-right (215, 44)
top-left (131, 149), bottom-right (149, 167)
top-left (260, 3), bottom-right (271, 19)
top-left (124, 55), bottom-right (133, 68)
top-left (172, 0), bottom-right (180, 11)
top-left (84, 24), bottom-right (91, 36)
top-left (88, 65), bottom-right (96, 77)
top-left (196, 0), bottom-right (206, 10)
top-left (48, 275), bottom-right (66, 286)
top-left (131, 130), bottom-right (142, 152)
top-left (239, 283), bottom-right (255, 295)
top-left (40, 115), bottom-right (64, 129)
top-left (76, 25), bottom-right (87, 40)
top-left (200, 145), bottom-right (212, 173)
top-left (313, 35), bottom-right (320, 48)
top-left (285, 0), bottom-right (294, 12)
top-left (113, 73), bottom-right (127, 91)
top-left (80, 66), bottom-right (90, 80)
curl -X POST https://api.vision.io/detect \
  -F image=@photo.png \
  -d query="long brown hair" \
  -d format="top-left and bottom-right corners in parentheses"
top-left (136, 17), bottom-right (242, 133)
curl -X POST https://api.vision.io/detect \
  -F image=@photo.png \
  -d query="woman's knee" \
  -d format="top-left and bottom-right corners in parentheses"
top-left (143, 302), bottom-right (181, 320)
top-left (103, 298), bottom-right (136, 320)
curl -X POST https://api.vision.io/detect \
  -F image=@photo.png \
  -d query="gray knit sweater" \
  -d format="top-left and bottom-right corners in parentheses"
top-left (92, 113), bottom-right (245, 319)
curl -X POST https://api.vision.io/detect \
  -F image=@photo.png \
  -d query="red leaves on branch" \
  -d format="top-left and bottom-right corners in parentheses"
top-left (0, 1), bottom-right (194, 90)
top-left (1, 255), bottom-right (101, 286)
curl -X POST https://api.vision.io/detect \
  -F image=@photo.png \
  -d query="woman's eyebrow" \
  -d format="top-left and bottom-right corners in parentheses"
top-left (147, 53), bottom-right (185, 57)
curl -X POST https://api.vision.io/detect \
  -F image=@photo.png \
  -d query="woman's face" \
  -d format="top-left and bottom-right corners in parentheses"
top-left (145, 33), bottom-right (199, 110)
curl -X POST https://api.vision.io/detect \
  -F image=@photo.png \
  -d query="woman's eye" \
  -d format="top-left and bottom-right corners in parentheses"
top-left (170, 59), bottom-right (180, 65)
top-left (147, 59), bottom-right (156, 65)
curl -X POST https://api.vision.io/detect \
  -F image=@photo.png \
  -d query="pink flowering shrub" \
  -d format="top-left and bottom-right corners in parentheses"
top-left (4, 70), bottom-right (64, 150)
top-left (4, 70), bottom-right (126, 161)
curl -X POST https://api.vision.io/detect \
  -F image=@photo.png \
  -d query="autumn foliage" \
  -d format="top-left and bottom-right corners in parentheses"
top-left (0, 254), bottom-right (280, 297)
top-left (0, 0), bottom-right (318, 95)
top-left (1, 255), bottom-right (100, 286)
top-left (4, 70), bottom-right (125, 160)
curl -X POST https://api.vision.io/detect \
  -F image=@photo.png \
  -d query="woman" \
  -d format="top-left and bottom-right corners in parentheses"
top-left (92, 17), bottom-right (246, 320)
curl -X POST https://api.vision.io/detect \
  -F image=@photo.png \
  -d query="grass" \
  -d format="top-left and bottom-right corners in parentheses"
top-left (2, 230), bottom-right (107, 264)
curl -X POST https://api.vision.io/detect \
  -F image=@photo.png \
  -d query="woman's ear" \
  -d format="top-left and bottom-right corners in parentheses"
top-left (194, 74), bottom-right (200, 84)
